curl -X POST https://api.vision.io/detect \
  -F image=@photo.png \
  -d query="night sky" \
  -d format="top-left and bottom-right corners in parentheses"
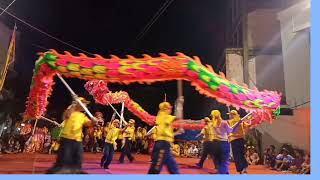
top-left (0, 0), bottom-right (230, 124)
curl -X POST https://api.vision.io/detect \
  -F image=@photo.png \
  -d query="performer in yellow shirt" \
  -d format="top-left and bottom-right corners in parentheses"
top-left (100, 119), bottom-right (120, 169)
top-left (135, 127), bottom-right (144, 154)
top-left (148, 101), bottom-right (184, 174)
top-left (95, 111), bottom-right (105, 152)
top-left (195, 117), bottom-right (215, 169)
top-left (227, 110), bottom-right (252, 174)
top-left (47, 97), bottom-right (102, 174)
top-left (211, 110), bottom-right (232, 174)
top-left (119, 119), bottom-right (135, 163)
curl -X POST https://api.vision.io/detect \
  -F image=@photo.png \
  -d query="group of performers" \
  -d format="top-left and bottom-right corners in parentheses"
top-left (196, 110), bottom-right (252, 174)
top-left (46, 95), bottom-right (252, 174)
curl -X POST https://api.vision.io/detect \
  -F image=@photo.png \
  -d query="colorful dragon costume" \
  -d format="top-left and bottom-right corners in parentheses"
top-left (24, 50), bottom-right (281, 129)
top-left (84, 80), bottom-right (205, 130)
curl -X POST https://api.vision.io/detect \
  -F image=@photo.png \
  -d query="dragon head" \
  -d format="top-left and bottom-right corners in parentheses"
top-left (84, 80), bottom-right (110, 96)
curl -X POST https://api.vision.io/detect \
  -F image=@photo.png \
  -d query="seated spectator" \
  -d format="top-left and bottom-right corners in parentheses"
top-left (14, 141), bottom-right (22, 153)
top-left (187, 144), bottom-right (199, 157)
top-left (183, 144), bottom-right (189, 157)
top-left (43, 138), bottom-right (52, 153)
top-left (0, 140), bottom-right (3, 154)
top-left (288, 150), bottom-right (304, 173)
top-left (4, 136), bottom-right (15, 154)
top-left (263, 145), bottom-right (276, 167)
top-left (273, 148), bottom-right (294, 171)
top-left (300, 153), bottom-right (310, 174)
top-left (172, 144), bottom-right (180, 157)
top-left (246, 147), bottom-right (260, 165)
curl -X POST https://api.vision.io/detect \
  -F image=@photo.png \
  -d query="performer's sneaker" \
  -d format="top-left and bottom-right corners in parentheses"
top-left (129, 158), bottom-right (135, 163)
top-left (195, 163), bottom-right (203, 169)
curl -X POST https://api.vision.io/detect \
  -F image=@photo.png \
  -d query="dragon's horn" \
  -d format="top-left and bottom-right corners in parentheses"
top-left (205, 64), bottom-right (215, 74)
top-left (126, 55), bottom-right (136, 59)
top-left (219, 72), bottom-right (226, 79)
top-left (78, 53), bottom-right (88, 58)
top-left (159, 53), bottom-right (169, 58)
top-left (193, 56), bottom-right (203, 66)
top-left (176, 52), bottom-right (186, 57)
top-left (94, 54), bottom-right (104, 59)
top-left (63, 51), bottom-right (72, 56)
top-left (142, 54), bottom-right (152, 59)
top-left (110, 55), bottom-right (120, 60)
top-left (50, 49), bottom-right (59, 54)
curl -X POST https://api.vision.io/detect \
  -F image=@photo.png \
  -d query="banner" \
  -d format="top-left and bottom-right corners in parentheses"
top-left (0, 24), bottom-right (16, 91)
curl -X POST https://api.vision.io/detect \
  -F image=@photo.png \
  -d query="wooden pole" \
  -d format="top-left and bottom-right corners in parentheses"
top-left (32, 119), bottom-right (38, 136)
top-left (242, 0), bottom-right (249, 85)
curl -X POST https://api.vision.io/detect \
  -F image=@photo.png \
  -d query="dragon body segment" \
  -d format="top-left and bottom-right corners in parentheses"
top-left (24, 50), bottom-right (281, 126)
top-left (84, 80), bottom-right (205, 130)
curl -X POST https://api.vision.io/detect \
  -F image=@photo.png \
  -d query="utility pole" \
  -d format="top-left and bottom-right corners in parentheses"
top-left (242, 0), bottom-right (250, 85)
top-left (176, 80), bottom-right (184, 119)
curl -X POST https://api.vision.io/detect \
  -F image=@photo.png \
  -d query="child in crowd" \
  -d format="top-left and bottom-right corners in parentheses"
top-left (288, 150), bottom-right (304, 173)
top-left (246, 147), bottom-right (260, 165)
top-left (273, 148), bottom-right (294, 171)
top-left (300, 153), bottom-right (310, 174)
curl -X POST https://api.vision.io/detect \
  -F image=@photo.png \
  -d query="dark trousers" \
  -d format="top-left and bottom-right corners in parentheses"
top-left (213, 140), bottom-right (230, 174)
top-left (119, 139), bottom-right (134, 163)
top-left (148, 140), bottom-right (179, 174)
top-left (136, 139), bottom-right (143, 153)
top-left (51, 137), bottom-right (83, 171)
top-left (231, 138), bottom-right (248, 172)
top-left (100, 142), bottom-right (114, 168)
top-left (198, 141), bottom-right (217, 169)
top-left (116, 139), bottom-right (122, 152)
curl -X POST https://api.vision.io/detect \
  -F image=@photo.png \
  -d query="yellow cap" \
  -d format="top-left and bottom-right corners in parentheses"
top-left (129, 119), bottom-right (135, 124)
top-left (78, 97), bottom-right (90, 104)
top-left (211, 110), bottom-right (221, 117)
top-left (159, 102), bottom-right (172, 110)
top-left (227, 110), bottom-right (239, 115)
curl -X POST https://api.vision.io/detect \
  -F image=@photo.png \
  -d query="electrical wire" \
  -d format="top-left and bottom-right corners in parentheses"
top-left (0, 0), bottom-right (16, 16)
top-left (0, 7), bottom-right (94, 55)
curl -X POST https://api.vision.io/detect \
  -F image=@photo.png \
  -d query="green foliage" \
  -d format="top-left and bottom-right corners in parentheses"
top-left (50, 127), bottom-right (62, 140)
top-left (245, 133), bottom-right (257, 148)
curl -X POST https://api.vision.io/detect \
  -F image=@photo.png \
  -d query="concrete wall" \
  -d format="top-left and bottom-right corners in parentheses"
top-left (255, 0), bottom-right (311, 152)
top-left (226, 49), bottom-right (244, 85)
top-left (243, 0), bottom-right (310, 152)
top-left (256, 108), bottom-right (310, 151)
top-left (277, 0), bottom-right (310, 107)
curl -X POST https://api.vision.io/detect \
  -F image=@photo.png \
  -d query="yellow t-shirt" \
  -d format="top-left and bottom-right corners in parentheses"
top-left (94, 130), bottom-right (103, 139)
top-left (105, 125), bottom-right (120, 145)
top-left (201, 122), bottom-right (214, 142)
top-left (142, 128), bottom-right (147, 138)
top-left (60, 111), bottom-right (91, 142)
top-left (123, 126), bottom-right (135, 140)
top-left (227, 118), bottom-right (250, 142)
top-left (151, 127), bottom-right (157, 140)
top-left (136, 131), bottom-right (143, 139)
top-left (155, 111), bottom-right (175, 143)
